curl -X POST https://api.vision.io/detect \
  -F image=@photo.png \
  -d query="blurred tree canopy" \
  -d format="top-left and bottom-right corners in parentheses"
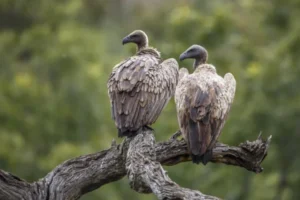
top-left (0, 0), bottom-right (300, 199)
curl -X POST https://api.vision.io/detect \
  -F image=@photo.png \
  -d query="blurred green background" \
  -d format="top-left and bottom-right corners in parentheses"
top-left (0, 0), bottom-right (299, 199)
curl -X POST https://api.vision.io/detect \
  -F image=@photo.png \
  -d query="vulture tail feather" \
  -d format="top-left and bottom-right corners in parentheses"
top-left (191, 151), bottom-right (212, 165)
top-left (191, 154), bottom-right (203, 164)
top-left (188, 119), bottom-right (212, 165)
top-left (188, 119), bottom-right (202, 163)
top-left (201, 149), bottom-right (212, 165)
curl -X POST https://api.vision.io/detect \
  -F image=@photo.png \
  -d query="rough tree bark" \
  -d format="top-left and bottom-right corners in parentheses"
top-left (0, 129), bottom-right (271, 200)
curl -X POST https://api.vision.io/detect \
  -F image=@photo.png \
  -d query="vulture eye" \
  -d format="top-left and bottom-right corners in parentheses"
top-left (131, 35), bottom-right (138, 38)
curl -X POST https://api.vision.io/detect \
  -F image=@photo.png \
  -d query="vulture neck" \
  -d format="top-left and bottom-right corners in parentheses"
top-left (137, 35), bottom-right (149, 51)
top-left (137, 42), bottom-right (148, 51)
top-left (194, 63), bottom-right (216, 73)
top-left (193, 58), bottom-right (206, 69)
top-left (137, 46), bottom-right (161, 58)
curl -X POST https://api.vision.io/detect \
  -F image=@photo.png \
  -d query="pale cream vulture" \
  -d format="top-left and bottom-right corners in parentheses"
top-left (175, 45), bottom-right (236, 164)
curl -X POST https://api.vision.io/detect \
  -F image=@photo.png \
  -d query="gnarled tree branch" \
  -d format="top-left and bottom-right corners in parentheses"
top-left (0, 130), bottom-right (271, 200)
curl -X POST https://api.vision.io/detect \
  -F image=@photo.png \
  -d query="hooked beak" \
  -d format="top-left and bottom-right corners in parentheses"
top-left (179, 52), bottom-right (187, 61)
top-left (122, 36), bottom-right (130, 45)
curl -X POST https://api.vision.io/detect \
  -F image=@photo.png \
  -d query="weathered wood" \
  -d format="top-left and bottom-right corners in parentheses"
top-left (159, 132), bottom-right (271, 174)
top-left (0, 130), bottom-right (271, 200)
top-left (126, 128), bottom-right (220, 200)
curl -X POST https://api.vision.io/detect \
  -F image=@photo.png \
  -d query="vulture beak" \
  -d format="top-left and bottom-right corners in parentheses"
top-left (122, 36), bottom-right (131, 45)
top-left (179, 52), bottom-right (187, 61)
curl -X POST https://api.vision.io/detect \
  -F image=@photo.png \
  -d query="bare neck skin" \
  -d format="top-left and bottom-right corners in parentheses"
top-left (137, 42), bottom-right (148, 51)
top-left (193, 57), bottom-right (206, 69)
top-left (137, 34), bottom-right (148, 51)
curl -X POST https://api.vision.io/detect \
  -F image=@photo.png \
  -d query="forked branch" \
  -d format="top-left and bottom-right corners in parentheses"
top-left (0, 130), bottom-right (271, 200)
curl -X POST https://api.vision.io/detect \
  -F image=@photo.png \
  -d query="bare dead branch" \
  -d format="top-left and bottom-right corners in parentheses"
top-left (157, 132), bottom-right (271, 173)
top-left (0, 130), bottom-right (271, 200)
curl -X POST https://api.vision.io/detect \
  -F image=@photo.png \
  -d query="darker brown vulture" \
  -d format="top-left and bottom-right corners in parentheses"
top-left (107, 30), bottom-right (179, 137)
top-left (175, 45), bottom-right (236, 164)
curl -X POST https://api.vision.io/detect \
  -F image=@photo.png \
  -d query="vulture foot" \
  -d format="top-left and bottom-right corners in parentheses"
top-left (169, 130), bottom-right (182, 141)
top-left (144, 125), bottom-right (154, 131)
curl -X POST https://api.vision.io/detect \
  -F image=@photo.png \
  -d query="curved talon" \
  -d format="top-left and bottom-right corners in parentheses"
top-left (170, 130), bottom-right (182, 140)
top-left (111, 139), bottom-right (117, 147)
top-left (144, 125), bottom-right (154, 131)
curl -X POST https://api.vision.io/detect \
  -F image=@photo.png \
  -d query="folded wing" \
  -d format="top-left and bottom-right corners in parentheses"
top-left (108, 55), bottom-right (178, 136)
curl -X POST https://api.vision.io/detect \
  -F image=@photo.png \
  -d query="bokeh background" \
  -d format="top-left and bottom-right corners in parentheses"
top-left (1, 0), bottom-right (300, 199)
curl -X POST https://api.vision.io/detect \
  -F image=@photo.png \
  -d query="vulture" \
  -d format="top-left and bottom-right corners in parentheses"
top-left (107, 30), bottom-right (179, 137)
top-left (175, 45), bottom-right (236, 164)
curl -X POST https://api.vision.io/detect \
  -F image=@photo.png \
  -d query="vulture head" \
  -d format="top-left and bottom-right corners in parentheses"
top-left (122, 30), bottom-right (149, 50)
top-left (179, 45), bottom-right (208, 69)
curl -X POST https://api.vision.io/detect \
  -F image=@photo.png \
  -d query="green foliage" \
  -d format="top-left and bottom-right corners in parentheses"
top-left (1, 0), bottom-right (299, 199)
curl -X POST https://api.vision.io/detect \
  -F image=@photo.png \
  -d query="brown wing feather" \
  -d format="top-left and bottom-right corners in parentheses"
top-left (108, 54), bottom-right (178, 137)
top-left (189, 86), bottom-right (216, 156)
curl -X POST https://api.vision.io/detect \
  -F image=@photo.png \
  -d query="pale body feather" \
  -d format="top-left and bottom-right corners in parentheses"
top-left (175, 64), bottom-right (236, 157)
